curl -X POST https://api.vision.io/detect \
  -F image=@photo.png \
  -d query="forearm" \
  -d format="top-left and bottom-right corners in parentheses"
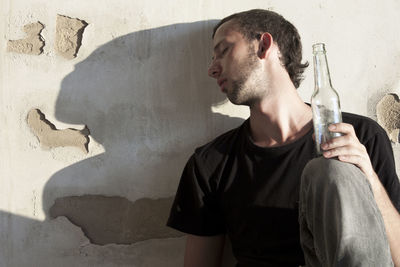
top-left (369, 174), bottom-right (400, 266)
top-left (184, 234), bottom-right (226, 267)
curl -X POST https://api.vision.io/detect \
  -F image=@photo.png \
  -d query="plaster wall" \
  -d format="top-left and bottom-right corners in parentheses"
top-left (1, 0), bottom-right (400, 266)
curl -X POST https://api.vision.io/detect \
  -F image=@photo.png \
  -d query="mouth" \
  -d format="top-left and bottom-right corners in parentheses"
top-left (217, 78), bottom-right (227, 91)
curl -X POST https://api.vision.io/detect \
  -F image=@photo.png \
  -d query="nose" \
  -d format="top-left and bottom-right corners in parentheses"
top-left (208, 60), bottom-right (221, 79)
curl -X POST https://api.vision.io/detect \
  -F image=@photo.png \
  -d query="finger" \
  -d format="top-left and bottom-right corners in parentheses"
top-left (328, 123), bottom-right (356, 136)
top-left (322, 145), bottom-right (364, 158)
top-left (321, 134), bottom-right (353, 150)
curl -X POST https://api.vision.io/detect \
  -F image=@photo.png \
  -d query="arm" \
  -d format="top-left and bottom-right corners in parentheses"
top-left (184, 234), bottom-right (226, 267)
top-left (322, 123), bottom-right (400, 266)
top-left (369, 173), bottom-right (400, 266)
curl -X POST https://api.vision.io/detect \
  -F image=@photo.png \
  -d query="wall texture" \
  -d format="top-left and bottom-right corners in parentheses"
top-left (1, 0), bottom-right (400, 266)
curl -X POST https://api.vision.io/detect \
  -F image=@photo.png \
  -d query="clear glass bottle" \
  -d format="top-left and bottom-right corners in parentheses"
top-left (311, 43), bottom-right (342, 155)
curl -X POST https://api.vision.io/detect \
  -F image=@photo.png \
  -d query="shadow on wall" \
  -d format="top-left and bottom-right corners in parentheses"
top-left (3, 22), bottom-right (243, 265)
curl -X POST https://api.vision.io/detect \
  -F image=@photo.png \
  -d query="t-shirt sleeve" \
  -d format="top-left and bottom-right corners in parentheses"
top-left (365, 126), bottom-right (400, 212)
top-left (167, 153), bottom-right (226, 236)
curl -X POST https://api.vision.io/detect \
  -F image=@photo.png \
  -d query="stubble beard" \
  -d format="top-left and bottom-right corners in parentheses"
top-left (227, 50), bottom-right (267, 107)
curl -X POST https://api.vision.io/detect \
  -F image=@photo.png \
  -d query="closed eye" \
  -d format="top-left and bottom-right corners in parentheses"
top-left (221, 47), bottom-right (229, 56)
top-left (210, 45), bottom-right (230, 63)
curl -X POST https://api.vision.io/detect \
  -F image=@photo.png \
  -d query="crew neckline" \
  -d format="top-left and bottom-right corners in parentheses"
top-left (243, 119), bottom-right (314, 154)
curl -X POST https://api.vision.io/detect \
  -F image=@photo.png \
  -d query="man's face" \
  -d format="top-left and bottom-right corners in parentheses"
top-left (208, 20), bottom-right (266, 106)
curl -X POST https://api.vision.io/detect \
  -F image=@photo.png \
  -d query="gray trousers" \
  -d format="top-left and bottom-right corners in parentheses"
top-left (299, 157), bottom-right (393, 267)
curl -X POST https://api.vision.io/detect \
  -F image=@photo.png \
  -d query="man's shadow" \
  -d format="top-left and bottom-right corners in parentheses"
top-left (29, 21), bottom-right (241, 265)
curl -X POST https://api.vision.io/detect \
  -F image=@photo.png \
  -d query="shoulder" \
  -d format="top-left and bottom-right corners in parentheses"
top-left (192, 120), bottom-right (247, 168)
top-left (180, 121), bottom-right (247, 188)
top-left (342, 112), bottom-right (388, 143)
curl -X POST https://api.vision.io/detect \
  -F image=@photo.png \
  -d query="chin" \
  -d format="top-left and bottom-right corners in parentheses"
top-left (227, 95), bottom-right (247, 106)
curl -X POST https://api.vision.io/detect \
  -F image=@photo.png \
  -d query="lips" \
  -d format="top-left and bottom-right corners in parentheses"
top-left (217, 78), bottom-right (227, 91)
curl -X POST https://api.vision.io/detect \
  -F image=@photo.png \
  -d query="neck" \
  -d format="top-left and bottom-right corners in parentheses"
top-left (248, 81), bottom-right (312, 147)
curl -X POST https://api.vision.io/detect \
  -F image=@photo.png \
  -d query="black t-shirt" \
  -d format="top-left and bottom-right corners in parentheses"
top-left (167, 112), bottom-right (400, 266)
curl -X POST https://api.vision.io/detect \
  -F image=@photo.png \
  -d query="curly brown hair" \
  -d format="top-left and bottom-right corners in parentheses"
top-left (212, 9), bottom-right (309, 88)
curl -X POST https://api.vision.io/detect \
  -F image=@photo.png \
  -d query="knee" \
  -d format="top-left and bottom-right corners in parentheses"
top-left (301, 157), bottom-right (366, 189)
top-left (302, 157), bottom-right (338, 181)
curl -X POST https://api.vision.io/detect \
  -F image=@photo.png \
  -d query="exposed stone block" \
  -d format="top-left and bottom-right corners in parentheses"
top-left (55, 15), bottom-right (88, 59)
top-left (7, 22), bottom-right (45, 55)
top-left (49, 195), bottom-right (183, 245)
top-left (27, 109), bottom-right (90, 153)
top-left (376, 94), bottom-right (400, 143)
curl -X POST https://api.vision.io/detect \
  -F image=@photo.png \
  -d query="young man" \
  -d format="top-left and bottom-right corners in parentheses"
top-left (167, 9), bottom-right (400, 267)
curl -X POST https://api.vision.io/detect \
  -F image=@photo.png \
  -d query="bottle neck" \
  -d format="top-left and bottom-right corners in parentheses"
top-left (313, 51), bottom-right (333, 90)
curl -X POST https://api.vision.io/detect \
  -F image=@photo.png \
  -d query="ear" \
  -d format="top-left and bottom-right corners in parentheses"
top-left (258, 32), bottom-right (273, 59)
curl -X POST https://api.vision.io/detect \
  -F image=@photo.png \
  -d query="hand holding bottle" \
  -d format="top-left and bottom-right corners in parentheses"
top-left (321, 122), bottom-right (377, 181)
